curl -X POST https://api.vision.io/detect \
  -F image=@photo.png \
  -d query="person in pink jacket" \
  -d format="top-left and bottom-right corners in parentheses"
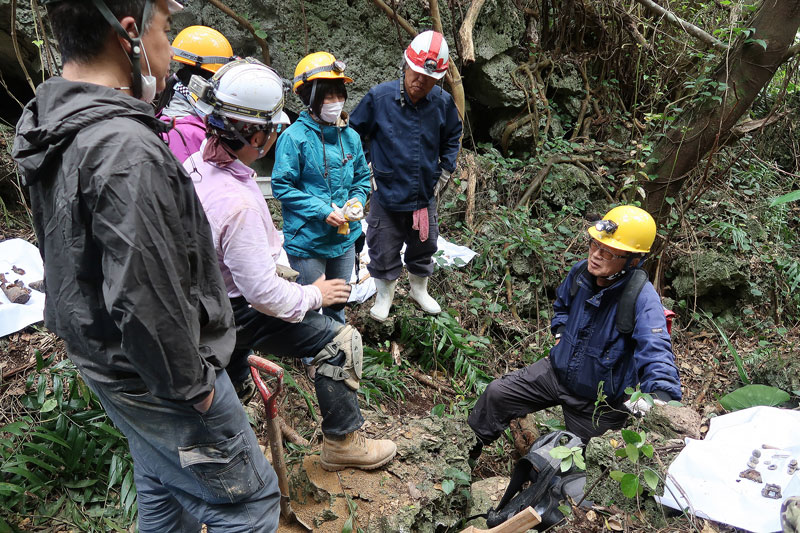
top-left (155, 25), bottom-right (234, 162)
top-left (185, 58), bottom-right (397, 472)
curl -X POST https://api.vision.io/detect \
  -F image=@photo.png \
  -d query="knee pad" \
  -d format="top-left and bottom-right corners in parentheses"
top-left (311, 325), bottom-right (363, 391)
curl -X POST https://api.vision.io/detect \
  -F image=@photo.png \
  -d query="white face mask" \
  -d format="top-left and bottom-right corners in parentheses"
top-left (319, 101), bottom-right (345, 124)
top-left (138, 40), bottom-right (157, 104)
top-left (117, 27), bottom-right (158, 104)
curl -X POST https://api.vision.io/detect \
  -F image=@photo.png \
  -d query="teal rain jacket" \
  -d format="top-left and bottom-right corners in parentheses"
top-left (272, 111), bottom-right (371, 259)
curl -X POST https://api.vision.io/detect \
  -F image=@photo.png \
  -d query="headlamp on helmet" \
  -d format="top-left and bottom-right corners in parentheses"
top-left (594, 219), bottom-right (618, 235)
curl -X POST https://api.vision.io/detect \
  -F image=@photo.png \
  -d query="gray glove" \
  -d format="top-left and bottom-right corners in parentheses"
top-left (434, 169), bottom-right (452, 199)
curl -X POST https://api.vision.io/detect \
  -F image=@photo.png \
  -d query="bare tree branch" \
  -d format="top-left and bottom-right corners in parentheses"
top-left (458, 0), bottom-right (487, 65)
top-left (207, 0), bottom-right (271, 65)
top-left (634, 0), bottom-right (728, 51)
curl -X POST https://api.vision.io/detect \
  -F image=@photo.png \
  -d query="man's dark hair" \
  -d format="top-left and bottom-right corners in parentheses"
top-left (47, 0), bottom-right (155, 64)
top-left (297, 79), bottom-right (347, 117)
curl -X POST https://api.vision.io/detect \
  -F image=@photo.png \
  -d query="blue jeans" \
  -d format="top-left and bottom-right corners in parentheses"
top-left (228, 297), bottom-right (365, 437)
top-left (288, 245), bottom-right (356, 325)
top-left (83, 370), bottom-right (280, 532)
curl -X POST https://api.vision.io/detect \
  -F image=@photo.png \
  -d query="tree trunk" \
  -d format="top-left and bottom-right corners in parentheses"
top-left (643, 0), bottom-right (800, 227)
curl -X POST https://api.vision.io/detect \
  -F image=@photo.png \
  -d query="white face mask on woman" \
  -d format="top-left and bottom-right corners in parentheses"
top-left (319, 101), bottom-right (345, 124)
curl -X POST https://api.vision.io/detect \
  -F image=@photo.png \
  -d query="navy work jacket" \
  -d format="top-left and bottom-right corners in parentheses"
top-left (349, 79), bottom-right (462, 211)
top-left (549, 260), bottom-right (682, 403)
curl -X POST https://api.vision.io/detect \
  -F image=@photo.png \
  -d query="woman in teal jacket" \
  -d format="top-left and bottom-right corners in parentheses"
top-left (272, 52), bottom-right (371, 324)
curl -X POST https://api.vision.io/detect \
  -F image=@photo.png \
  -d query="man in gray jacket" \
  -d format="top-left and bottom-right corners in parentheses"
top-left (13, 0), bottom-right (279, 530)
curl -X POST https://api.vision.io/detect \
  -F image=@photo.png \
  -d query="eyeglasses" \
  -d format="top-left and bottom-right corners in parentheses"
top-left (588, 239), bottom-right (630, 261)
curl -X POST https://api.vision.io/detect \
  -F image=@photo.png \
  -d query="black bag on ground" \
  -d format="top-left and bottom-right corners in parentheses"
top-left (486, 430), bottom-right (587, 528)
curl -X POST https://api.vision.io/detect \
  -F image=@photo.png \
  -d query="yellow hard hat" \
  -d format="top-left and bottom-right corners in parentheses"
top-left (172, 26), bottom-right (234, 73)
top-left (292, 51), bottom-right (353, 93)
top-left (587, 205), bottom-right (657, 253)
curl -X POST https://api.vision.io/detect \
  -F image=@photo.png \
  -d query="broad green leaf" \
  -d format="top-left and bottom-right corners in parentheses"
top-left (719, 384), bottom-right (790, 411)
top-left (574, 453), bottom-right (586, 470)
top-left (620, 473), bottom-right (640, 498)
top-left (625, 443), bottom-right (640, 463)
top-left (549, 446), bottom-right (573, 459)
top-left (31, 430), bottom-right (70, 448)
top-left (621, 429), bottom-right (642, 445)
top-left (641, 444), bottom-right (654, 458)
top-left (2, 465), bottom-right (47, 488)
top-left (643, 469), bottom-right (659, 490)
top-left (609, 470), bottom-right (625, 482)
top-left (0, 482), bottom-right (25, 495)
top-left (771, 190), bottom-right (800, 206)
top-left (444, 467), bottom-right (471, 483)
top-left (441, 479), bottom-right (455, 494)
top-left (93, 422), bottom-right (124, 439)
top-left (64, 479), bottom-right (98, 489)
top-left (40, 398), bottom-right (58, 413)
top-left (560, 455), bottom-right (573, 472)
top-left (14, 453), bottom-right (59, 473)
top-left (1, 419), bottom-right (31, 436)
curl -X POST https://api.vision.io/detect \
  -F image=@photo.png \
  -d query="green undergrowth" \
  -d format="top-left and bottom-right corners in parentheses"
top-left (0, 356), bottom-right (135, 532)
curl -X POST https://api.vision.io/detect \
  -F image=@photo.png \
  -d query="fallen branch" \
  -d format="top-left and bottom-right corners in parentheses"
top-left (464, 152), bottom-right (478, 229)
top-left (430, 0), bottom-right (466, 122)
top-left (206, 0), bottom-right (271, 65)
top-left (370, 0), bottom-right (417, 36)
top-left (633, 0), bottom-right (728, 51)
top-left (278, 417), bottom-right (310, 447)
top-left (410, 369), bottom-right (457, 396)
top-left (457, 0), bottom-right (487, 65)
top-left (516, 155), bottom-right (594, 207)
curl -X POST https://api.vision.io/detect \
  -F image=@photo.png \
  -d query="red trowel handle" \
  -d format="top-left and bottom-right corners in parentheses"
top-left (248, 355), bottom-right (283, 420)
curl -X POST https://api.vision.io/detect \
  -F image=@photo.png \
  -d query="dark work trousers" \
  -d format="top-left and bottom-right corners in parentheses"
top-left (228, 297), bottom-right (364, 436)
top-left (365, 198), bottom-right (439, 280)
top-left (84, 370), bottom-right (280, 532)
top-left (468, 358), bottom-right (630, 444)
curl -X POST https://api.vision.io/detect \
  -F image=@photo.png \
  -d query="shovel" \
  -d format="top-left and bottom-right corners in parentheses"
top-left (249, 355), bottom-right (312, 531)
top-left (458, 506), bottom-right (541, 533)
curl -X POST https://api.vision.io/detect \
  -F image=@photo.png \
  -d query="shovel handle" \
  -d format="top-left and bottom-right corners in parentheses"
top-left (248, 355), bottom-right (283, 420)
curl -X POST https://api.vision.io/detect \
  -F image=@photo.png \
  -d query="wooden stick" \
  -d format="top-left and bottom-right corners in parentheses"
top-left (278, 417), bottom-right (310, 447)
top-left (11, 0), bottom-right (36, 91)
top-left (458, 0), bottom-right (487, 65)
top-left (410, 369), bottom-right (457, 396)
top-left (633, 0), bottom-right (728, 51)
top-left (206, 0), bottom-right (271, 65)
top-left (459, 506), bottom-right (541, 533)
top-left (465, 153), bottom-right (478, 229)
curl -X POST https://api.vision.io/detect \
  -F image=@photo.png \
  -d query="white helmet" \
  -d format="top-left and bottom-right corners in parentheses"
top-left (404, 30), bottom-right (449, 80)
top-left (192, 57), bottom-right (291, 130)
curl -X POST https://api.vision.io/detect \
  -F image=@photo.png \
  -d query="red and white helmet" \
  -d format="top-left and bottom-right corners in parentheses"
top-left (404, 30), bottom-right (449, 80)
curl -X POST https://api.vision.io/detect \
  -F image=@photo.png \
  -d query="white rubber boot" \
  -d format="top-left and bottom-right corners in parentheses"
top-left (370, 278), bottom-right (397, 322)
top-left (408, 273), bottom-right (441, 314)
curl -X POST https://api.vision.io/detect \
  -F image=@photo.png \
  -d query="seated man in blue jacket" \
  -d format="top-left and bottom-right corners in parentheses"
top-left (349, 30), bottom-right (462, 322)
top-left (468, 206), bottom-right (682, 458)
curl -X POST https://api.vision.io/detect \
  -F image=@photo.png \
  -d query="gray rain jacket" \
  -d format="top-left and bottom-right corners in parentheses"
top-left (13, 78), bottom-right (235, 405)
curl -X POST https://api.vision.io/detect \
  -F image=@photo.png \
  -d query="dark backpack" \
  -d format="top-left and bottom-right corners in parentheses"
top-left (486, 430), bottom-right (587, 529)
top-left (570, 264), bottom-right (674, 335)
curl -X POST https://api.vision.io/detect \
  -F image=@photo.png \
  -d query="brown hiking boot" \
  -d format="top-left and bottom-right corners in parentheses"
top-left (321, 431), bottom-right (397, 471)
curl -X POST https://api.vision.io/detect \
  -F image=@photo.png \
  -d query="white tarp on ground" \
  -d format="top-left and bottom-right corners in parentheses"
top-left (347, 219), bottom-right (478, 304)
top-left (0, 239), bottom-right (45, 337)
top-left (656, 406), bottom-right (800, 533)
